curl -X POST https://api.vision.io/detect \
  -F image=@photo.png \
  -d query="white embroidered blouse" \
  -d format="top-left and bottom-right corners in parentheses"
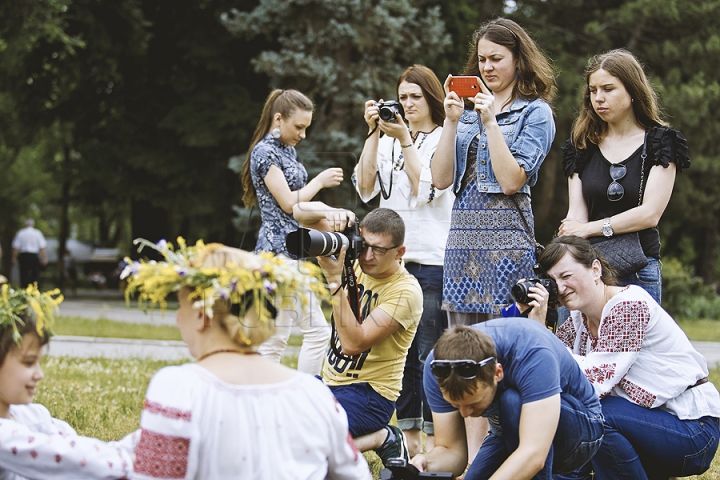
top-left (0, 403), bottom-right (135, 479)
top-left (556, 285), bottom-right (720, 420)
top-left (132, 363), bottom-right (371, 480)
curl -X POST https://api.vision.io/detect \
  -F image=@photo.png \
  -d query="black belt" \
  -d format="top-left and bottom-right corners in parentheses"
top-left (687, 377), bottom-right (709, 390)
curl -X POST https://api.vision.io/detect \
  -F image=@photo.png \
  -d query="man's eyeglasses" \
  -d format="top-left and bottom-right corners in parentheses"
top-left (360, 244), bottom-right (399, 256)
top-left (430, 357), bottom-right (495, 380)
top-left (607, 164), bottom-right (626, 202)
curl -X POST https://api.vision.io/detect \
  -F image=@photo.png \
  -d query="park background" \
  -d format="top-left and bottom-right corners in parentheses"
top-left (2, 1), bottom-right (720, 478)
top-left (1, 0), bottom-right (719, 313)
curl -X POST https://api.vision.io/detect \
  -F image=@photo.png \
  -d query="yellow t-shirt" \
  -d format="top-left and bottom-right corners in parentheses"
top-left (323, 262), bottom-right (422, 401)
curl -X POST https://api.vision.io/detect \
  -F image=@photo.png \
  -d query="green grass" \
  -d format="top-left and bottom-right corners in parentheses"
top-left (55, 316), bottom-right (183, 341)
top-left (677, 319), bottom-right (720, 343)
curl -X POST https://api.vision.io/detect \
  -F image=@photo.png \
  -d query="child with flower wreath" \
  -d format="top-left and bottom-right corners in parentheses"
top-left (0, 284), bottom-right (135, 479)
top-left (124, 239), bottom-right (371, 480)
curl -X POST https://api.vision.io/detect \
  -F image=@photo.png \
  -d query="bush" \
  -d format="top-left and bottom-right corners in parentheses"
top-left (662, 257), bottom-right (720, 320)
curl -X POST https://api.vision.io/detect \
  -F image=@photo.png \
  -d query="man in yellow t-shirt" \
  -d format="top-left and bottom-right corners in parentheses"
top-left (293, 204), bottom-right (422, 467)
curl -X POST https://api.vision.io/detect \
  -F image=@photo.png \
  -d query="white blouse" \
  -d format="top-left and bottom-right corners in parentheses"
top-left (557, 285), bottom-right (720, 420)
top-left (0, 403), bottom-right (135, 479)
top-left (353, 128), bottom-right (454, 266)
top-left (132, 363), bottom-right (371, 480)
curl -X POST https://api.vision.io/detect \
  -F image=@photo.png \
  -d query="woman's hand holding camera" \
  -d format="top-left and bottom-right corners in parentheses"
top-left (365, 99), bottom-right (411, 143)
top-left (473, 78), bottom-right (496, 126)
top-left (515, 279), bottom-right (550, 327)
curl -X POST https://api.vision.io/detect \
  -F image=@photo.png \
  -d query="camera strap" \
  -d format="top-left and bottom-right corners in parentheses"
top-left (329, 259), bottom-right (363, 362)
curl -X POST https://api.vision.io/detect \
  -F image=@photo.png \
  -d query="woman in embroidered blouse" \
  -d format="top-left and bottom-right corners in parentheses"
top-left (559, 49), bottom-right (690, 305)
top-left (131, 244), bottom-right (371, 480)
top-left (524, 235), bottom-right (720, 480)
top-left (353, 64), bottom-right (452, 456)
top-left (431, 17), bottom-right (556, 325)
top-left (240, 89), bottom-right (342, 375)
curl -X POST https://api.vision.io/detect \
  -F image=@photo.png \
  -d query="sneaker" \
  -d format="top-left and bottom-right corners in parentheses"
top-left (374, 425), bottom-right (409, 467)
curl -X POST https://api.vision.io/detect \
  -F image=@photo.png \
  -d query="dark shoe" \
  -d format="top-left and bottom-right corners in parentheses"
top-left (374, 425), bottom-right (409, 467)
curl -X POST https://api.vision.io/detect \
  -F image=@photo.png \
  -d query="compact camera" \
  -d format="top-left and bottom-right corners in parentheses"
top-left (377, 100), bottom-right (406, 123)
top-left (286, 224), bottom-right (365, 261)
top-left (380, 458), bottom-right (453, 479)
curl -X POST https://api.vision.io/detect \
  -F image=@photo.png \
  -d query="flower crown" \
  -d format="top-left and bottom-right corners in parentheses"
top-left (122, 238), bottom-right (329, 324)
top-left (0, 284), bottom-right (63, 344)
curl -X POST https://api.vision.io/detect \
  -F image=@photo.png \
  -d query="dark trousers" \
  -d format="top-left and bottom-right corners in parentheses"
top-left (18, 252), bottom-right (41, 287)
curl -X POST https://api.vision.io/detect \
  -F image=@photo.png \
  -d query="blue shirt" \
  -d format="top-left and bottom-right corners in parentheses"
top-left (452, 98), bottom-right (555, 195)
top-left (250, 134), bottom-right (308, 255)
top-left (425, 318), bottom-right (600, 424)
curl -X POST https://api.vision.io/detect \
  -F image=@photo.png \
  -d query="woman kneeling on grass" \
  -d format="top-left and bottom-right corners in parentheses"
top-left (0, 284), bottom-right (135, 479)
top-left (517, 235), bottom-right (720, 479)
top-left (123, 239), bottom-right (371, 480)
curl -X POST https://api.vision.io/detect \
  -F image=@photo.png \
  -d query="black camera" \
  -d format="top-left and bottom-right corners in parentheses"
top-left (380, 458), bottom-right (453, 479)
top-left (378, 100), bottom-right (405, 123)
top-left (511, 277), bottom-right (558, 307)
top-left (286, 224), bottom-right (365, 261)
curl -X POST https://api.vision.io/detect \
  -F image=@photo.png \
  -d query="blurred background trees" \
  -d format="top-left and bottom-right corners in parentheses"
top-left (1, 0), bottom-right (719, 315)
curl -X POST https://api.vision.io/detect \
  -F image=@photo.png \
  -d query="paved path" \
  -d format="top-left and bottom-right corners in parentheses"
top-left (56, 297), bottom-right (720, 368)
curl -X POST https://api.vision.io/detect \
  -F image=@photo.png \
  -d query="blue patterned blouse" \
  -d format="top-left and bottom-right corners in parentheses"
top-left (250, 133), bottom-right (308, 255)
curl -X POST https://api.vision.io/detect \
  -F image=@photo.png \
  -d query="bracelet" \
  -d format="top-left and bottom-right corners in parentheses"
top-left (400, 142), bottom-right (413, 148)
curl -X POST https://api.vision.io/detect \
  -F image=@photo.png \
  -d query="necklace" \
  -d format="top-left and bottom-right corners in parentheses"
top-left (196, 349), bottom-right (258, 362)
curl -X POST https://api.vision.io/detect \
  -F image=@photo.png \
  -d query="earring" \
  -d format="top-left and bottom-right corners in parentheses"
top-left (271, 127), bottom-right (281, 139)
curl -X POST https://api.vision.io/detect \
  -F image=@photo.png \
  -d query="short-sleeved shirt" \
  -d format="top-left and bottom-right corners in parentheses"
top-left (424, 318), bottom-right (600, 433)
top-left (250, 133), bottom-right (308, 255)
top-left (323, 262), bottom-right (423, 401)
top-left (11, 227), bottom-right (47, 254)
top-left (561, 127), bottom-right (690, 258)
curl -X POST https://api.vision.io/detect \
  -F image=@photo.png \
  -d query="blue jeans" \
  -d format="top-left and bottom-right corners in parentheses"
top-left (618, 257), bottom-right (662, 305)
top-left (466, 389), bottom-right (603, 480)
top-left (329, 382), bottom-right (395, 438)
top-left (397, 263), bottom-right (447, 435)
top-left (557, 396), bottom-right (720, 480)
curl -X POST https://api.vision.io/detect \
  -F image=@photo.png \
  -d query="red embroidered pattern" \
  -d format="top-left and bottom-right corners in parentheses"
top-left (556, 321), bottom-right (576, 349)
top-left (135, 430), bottom-right (190, 479)
top-left (595, 301), bottom-right (649, 353)
top-left (620, 378), bottom-right (656, 408)
top-left (584, 363), bottom-right (616, 384)
top-left (143, 400), bottom-right (192, 422)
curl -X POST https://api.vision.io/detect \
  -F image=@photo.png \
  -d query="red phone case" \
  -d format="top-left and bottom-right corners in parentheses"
top-left (449, 76), bottom-right (481, 97)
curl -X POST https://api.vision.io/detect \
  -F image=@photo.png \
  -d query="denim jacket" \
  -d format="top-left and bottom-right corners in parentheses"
top-left (452, 97), bottom-right (555, 195)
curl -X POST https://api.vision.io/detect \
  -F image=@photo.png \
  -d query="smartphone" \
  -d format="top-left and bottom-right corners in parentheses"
top-left (449, 76), bottom-right (481, 97)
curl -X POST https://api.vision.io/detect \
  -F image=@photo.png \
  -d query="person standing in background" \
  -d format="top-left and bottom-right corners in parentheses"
top-left (12, 219), bottom-right (47, 288)
top-left (354, 64), bottom-right (453, 456)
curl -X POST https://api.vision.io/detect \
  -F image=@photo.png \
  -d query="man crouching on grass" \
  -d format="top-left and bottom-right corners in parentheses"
top-left (413, 321), bottom-right (603, 479)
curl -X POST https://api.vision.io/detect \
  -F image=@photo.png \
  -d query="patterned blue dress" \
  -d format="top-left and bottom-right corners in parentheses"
top-left (250, 133), bottom-right (308, 255)
top-left (442, 138), bottom-right (537, 315)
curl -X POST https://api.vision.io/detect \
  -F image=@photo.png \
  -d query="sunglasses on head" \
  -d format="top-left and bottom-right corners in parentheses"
top-left (430, 357), bottom-right (495, 380)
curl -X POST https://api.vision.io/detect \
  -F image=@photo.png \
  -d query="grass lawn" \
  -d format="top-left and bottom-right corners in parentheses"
top-left (41, 315), bottom-right (720, 478)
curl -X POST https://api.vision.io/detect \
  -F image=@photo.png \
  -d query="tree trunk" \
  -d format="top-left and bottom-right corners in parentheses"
top-left (697, 218), bottom-right (718, 284)
top-left (57, 145), bottom-right (72, 288)
top-left (130, 200), bottom-right (169, 260)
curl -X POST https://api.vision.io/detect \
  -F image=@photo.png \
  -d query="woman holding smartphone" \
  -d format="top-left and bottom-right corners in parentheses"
top-left (431, 18), bottom-right (556, 325)
top-left (353, 64), bottom-right (454, 456)
top-left (241, 88), bottom-right (342, 376)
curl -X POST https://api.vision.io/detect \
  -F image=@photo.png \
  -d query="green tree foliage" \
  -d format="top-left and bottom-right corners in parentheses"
top-left (221, 0), bottom-right (451, 217)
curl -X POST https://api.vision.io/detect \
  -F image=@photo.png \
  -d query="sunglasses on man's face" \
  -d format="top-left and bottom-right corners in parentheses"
top-left (430, 357), bottom-right (495, 380)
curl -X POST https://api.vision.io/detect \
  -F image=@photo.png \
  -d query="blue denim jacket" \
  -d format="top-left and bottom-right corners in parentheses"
top-left (452, 98), bottom-right (555, 195)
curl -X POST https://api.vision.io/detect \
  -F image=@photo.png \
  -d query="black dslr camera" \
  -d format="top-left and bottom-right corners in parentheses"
top-left (377, 100), bottom-right (406, 123)
top-left (286, 223), bottom-right (365, 262)
top-left (380, 458), bottom-right (453, 479)
top-left (511, 264), bottom-right (560, 332)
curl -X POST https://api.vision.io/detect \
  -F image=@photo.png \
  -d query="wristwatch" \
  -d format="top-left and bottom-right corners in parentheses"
top-left (602, 218), bottom-right (614, 238)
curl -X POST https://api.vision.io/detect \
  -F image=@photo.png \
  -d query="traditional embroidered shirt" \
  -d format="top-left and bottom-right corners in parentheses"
top-left (557, 285), bottom-right (720, 420)
top-left (0, 403), bottom-right (135, 480)
top-left (133, 363), bottom-right (370, 480)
